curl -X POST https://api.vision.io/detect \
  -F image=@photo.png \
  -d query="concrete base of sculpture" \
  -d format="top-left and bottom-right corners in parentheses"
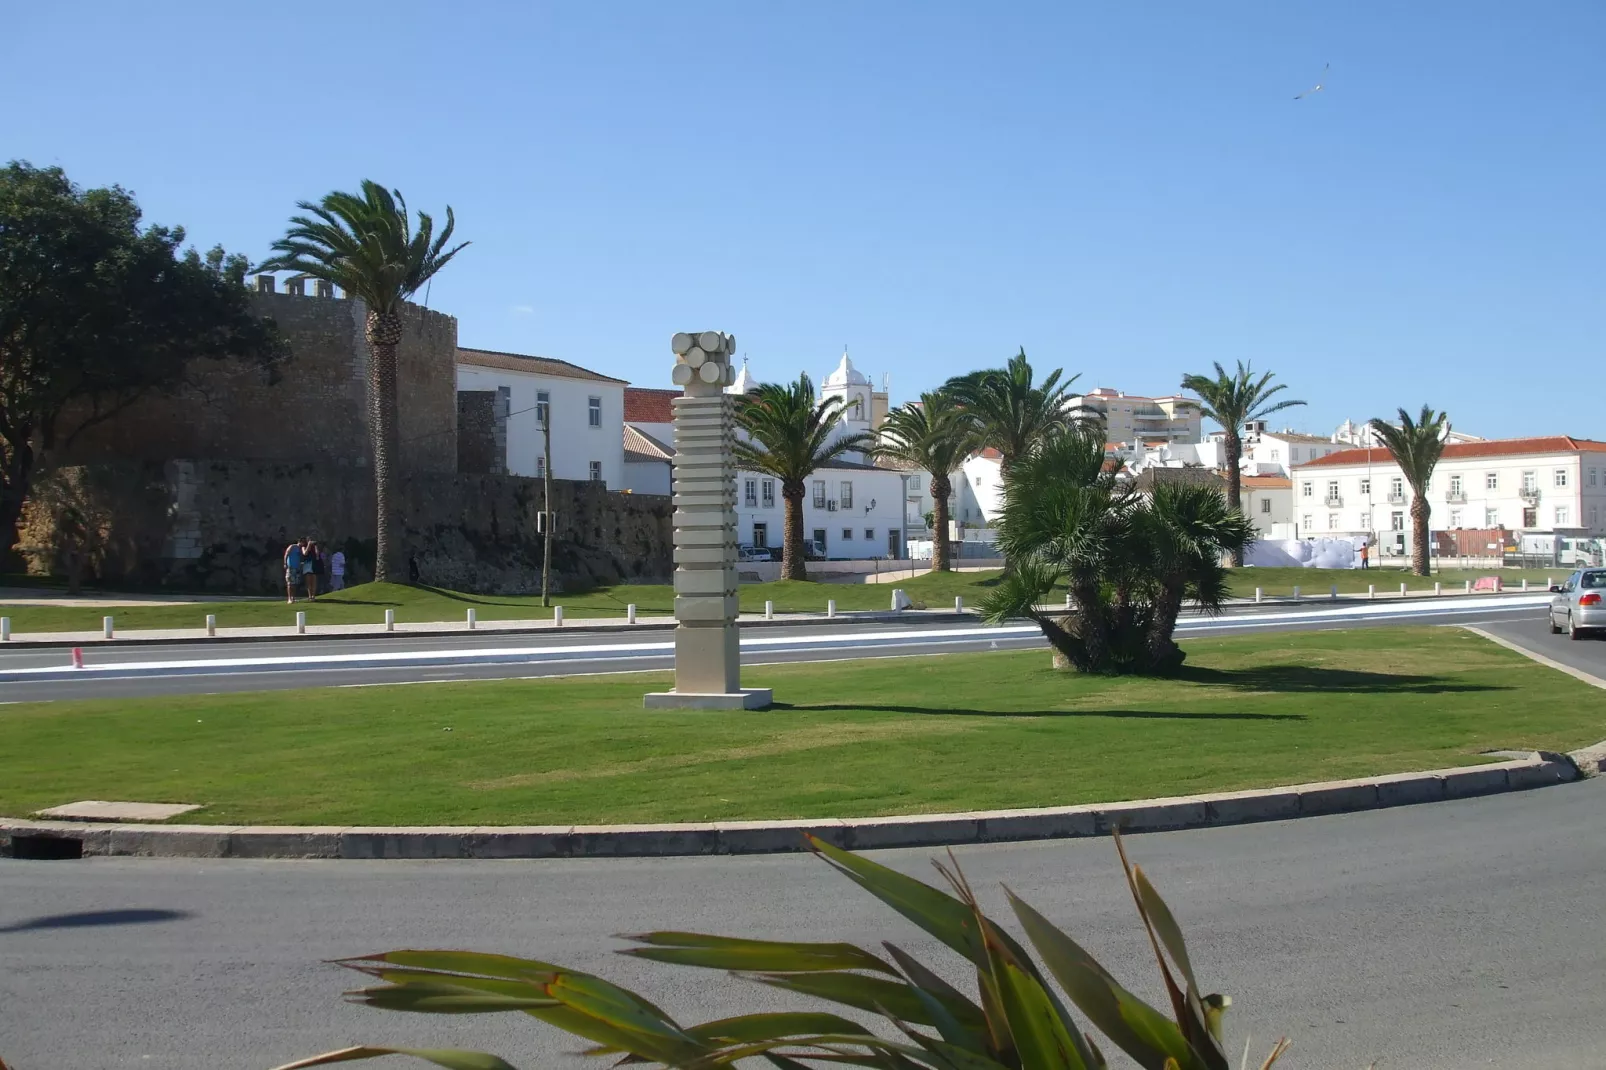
top-left (642, 688), bottom-right (774, 711)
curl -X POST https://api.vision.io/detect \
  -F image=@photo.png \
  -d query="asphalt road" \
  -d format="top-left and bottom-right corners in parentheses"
top-left (1474, 612), bottom-right (1606, 679)
top-left (0, 596), bottom-right (1553, 702)
top-left (1, 777), bottom-right (1602, 1070)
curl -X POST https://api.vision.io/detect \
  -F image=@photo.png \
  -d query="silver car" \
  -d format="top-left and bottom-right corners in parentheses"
top-left (1548, 568), bottom-right (1606, 639)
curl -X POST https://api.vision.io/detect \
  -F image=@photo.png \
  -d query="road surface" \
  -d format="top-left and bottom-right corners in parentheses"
top-left (0, 595), bottom-right (1553, 702)
top-left (1, 777), bottom-right (1602, 1070)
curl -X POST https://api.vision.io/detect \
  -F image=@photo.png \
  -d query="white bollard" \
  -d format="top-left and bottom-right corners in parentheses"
top-left (466, 608), bottom-right (477, 629)
top-left (1400, 582), bottom-right (1408, 597)
top-left (1255, 587), bottom-right (1263, 603)
top-left (1368, 584), bottom-right (1376, 600)
top-left (627, 603), bottom-right (637, 624)
top-left (1293, 585), bottom-right (1301, 600)
top-left (103, 615), bottom-right (113, 640)
top-left (1464, 580), bottom-right (1472, 595)
top-left (206, 613), bottom-right (216, 637)
top-left (827, 599), bottom-right (836, 618)
top-left (1521, 578), bottom-right (1528, 592)
top-left (764, 600), bottom-right (774, 620)
top-left (1330, 585), bottom-right (1338, 599)
top-left (296, 610), bottom-right (307, 634)
top-left (1, 617), bottom-right (9, 641)
top-left (554, 606), bottom-right (564, 627)
top-left (385, 608), bottom-right (395, 632)
top-left (1064, 592), bottom-right (1072, 610)
top-left (1434, 582), bottom-right (1442, 596)
top-left (955, 596), bottom-right (964, 613)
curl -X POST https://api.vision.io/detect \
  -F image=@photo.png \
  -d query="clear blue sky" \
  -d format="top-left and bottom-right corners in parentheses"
top-left (5, 2), bottom-right (1601, 438)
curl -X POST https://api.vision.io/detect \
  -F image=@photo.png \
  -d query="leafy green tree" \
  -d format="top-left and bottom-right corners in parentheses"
top-left (1369, 405), bottom-right (1449, 577)
top-left (0, 161), bottom-right (283, 564)
top-left (258, 181), bottom-right (467, 582)
top-left (979, 429), bottom-right (1252, 674)
top-left (943, 348), bottom-right (1082, 473)
top-left (876, 391), bottom-right (977, 572)
top-left (1177, 362), bottom-right (1303, 565)
top-left (735, 374), bottom-right (870, 581)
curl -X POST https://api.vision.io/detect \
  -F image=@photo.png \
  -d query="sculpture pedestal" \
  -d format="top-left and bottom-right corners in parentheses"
top-left (642, 688), bottom-right (773, 711)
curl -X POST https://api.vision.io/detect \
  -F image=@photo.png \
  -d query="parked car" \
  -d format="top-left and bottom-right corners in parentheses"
top-left (1548, 568), bottom-right (1606, 639)
top-left (736, 546), bottom-right (777, 562)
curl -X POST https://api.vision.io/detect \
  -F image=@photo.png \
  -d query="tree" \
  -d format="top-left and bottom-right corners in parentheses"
top-left (876, 391), bottom-right (977, 572)
top-left (258, 181), bottom-right (467, 583)
top-left (1369, 405), bottom-right (1449, 577)
top-left (978, 428), bottom-right (1252, 674)
top-left (0, 161), bottom-right (283, 564)
top-left (1178, 361), bottom-right (1304, 565)
top-left (943, 348), bottom-right (1082, 473)
top-left (735, 374), bottom-right (870, 581)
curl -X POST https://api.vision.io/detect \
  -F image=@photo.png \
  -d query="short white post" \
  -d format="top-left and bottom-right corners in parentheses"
top-left (1464, 579), bottom-right (1472, 595)
top-left (627, 603), bottom-right (638, 624)
top-left (296, 610), bottom-right (307, 634)
top-left (1434, 582), bottom-right (1442, 596)
top-left (103, 615), bottom-right (113, 639)
top-left (1330, 585), bottom-right (1338, 599)
top-left (1292, 585), bottom-right (1301, 600)
top-left (1547, 576), bottom-right (1553, 588)
top-left (0, 617), bottom-right (10, 641)
top-left (1521, 578), bottom-right (1528, 592)
top-left (764, 600), bottom-right (774, 620)
top-left (385, 609), bottom-right (395, 632)
top-left (205, 613), bottom-right (216, 637)
top-left (1255, 587), bottom-right (1263, 603)
top-left (1065, 592), bottom-right (1073, 610)
top-left (827, 599), bottom-right (836, 618)
top-left (955, 596), bottom-right (964, 613)
top-left (1368, 584), bottom-right (1376, 599)
top-left (1400, 582), bottom-right (1408, 597)
top-left (554, 606), bottom-right (564, 627)
top-left (466, 608), bottom-right (477, 629)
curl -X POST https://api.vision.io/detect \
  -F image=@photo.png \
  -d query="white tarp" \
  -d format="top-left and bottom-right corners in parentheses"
top-left (1245, 537), bottom-right (1364, 569)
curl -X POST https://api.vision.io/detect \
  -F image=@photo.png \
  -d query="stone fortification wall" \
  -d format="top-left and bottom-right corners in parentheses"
top-left (18, 460), bottom-right (671, 595)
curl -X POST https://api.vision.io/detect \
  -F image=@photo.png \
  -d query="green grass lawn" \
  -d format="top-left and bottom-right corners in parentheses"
top-left (2, 628), bottom-right (1599, 826)
top-left (0, 563), bottom-right (1561, 634)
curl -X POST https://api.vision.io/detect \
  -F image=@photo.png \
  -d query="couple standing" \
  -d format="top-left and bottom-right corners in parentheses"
top-left (284, 538), bottom-right (346, 603)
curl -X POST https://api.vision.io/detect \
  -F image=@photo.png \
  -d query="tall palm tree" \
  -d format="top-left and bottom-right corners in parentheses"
top-left (944, 348), bottom-right (1081, 473)
top-left (1178, 361), bottom-right (1304, 565)
top-left (735, 374), bottom-right (871, 581)
top-left (258, 181), bottom-right (468, 583)
top-left (876, 392), bottom-right (977, 573)
top-left (1369, 405), bottom-right (1449, 577)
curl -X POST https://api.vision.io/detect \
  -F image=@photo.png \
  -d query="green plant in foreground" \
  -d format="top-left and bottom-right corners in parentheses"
top-left (274, 834), bottom-right (1290, 1070)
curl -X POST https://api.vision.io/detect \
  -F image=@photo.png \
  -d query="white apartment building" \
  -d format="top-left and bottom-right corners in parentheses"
top-left (1241, 474), bottom-right (1294, 536)
top-left (455, 348), bottom-right (627, 487)
top-left (1068, 388), bottom-right (1202, 445)
top-left (1291, 436), bottom-right (1606, 543)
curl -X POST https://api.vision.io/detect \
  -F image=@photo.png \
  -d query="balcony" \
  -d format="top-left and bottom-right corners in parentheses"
top-left (1386, 492), bottom-right (1407, 505)
top-left (1519, 487), bottom-right (1541, 504)
top-left (1324, 495), bottom-right (1343, 507)
top-left (1445, 491), bottom-right (1466, 504)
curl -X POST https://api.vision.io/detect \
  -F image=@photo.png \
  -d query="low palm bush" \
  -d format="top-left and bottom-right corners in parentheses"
top-left (275, 834), bottom-right (1288, 1070)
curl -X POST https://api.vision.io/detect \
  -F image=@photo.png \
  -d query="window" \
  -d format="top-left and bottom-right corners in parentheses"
top-left (1328, 512), bottom-right (1339, 530)
top-left (1485, 472), bottom-right (1498, 490)
top-left (1359, 478), bottom-right (1371, 495)
top-left (744, 479), bottom-right (757, 507)
top-left (1302, 514), bottom-right (1313, 531)
top-left (761, 479), bottom-right (775, 507)
top-left (1523, 507), bottom-right (1537, 528)
top-left (864, 528), bottom-right (875, 541)
top-left (1555, 505), bottom-right (1570, 526)
top-left (1555, 468), bottom-right (1569, 488)
top-left (1590, 468), bottom-right (1598, 487)
top-left (1270, 449), bottom-right (1280, 461)
top-left (587, 396), bottom-right (602, 428)
top-left (752, 522), bottom-right (768, 547)
top-left (1521, 471), bottom-right (1537, 493)
top-left (812, 528), bottom-right (827, 554)
top-left (909, 475), bottom-right (922, 491)
top-left (1485, 507), bottom-right (1499, 527)
top-left (1301, 481), bottom-right (1313, 498)
top-left (589, 460), bottom-right (602, 482)
top-left (1259, 498), bottom-right (1271, 514)
top-left (975, 475), bottom-right (983, 486)
top-left (1592, 506), bottom-right (1600, 527)
top-left (1358, 510), bottom-right (1372, 530)
top-left (841, 528), bottom-right (853, 542)
top-left (1389, 477), bottom-right (1404, 498)
top-left (535, 455), bottom-right (546, 479)
top-left (1326, 480), bottom-right (1339, 501)
top-left (536, 390), bottom-right (550, 427)
top-left (1291, 448), bottom-right (1301, 462)
top-left (812, 481), bottom-right (826, 508)
top-left (840, 481), bottom-right (853, 508)
top-left (1449, 474), bottom-right (1462, 496)
top-left (1449, 509), bottom-right (1461, 528)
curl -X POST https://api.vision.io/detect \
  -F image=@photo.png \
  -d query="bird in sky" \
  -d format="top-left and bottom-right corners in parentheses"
top-left (1295, 63), bottom-right (1330, 100)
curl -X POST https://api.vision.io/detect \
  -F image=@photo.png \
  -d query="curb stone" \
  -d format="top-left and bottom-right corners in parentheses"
top-left (0, 753), bottom-right (1581, 861)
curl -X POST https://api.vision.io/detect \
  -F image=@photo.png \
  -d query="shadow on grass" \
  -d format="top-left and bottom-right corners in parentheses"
top-left (770, 702), bottom-right (1303, 722)
top-left (1179, 664), bottom-right (1507, 695)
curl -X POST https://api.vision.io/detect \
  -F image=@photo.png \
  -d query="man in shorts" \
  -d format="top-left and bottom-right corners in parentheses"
top-left (284, 539), bottom-right (305, 603)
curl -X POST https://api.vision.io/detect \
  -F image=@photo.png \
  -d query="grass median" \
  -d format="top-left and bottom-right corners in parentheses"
top-left (0, 564), bottom-right (1562, 634)
top-left (2, 627), bottom-right (1599, 826)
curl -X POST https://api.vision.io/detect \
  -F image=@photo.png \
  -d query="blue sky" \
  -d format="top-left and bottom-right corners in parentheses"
top-left (4, 2), bottom-right (1601, 438)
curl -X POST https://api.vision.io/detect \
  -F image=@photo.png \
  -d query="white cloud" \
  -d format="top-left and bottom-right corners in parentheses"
top-left (509, 304), bottom-right (535, 316)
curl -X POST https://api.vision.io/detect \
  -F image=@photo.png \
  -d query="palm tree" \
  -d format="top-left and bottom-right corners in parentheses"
top-left (1131, 482), bottom-right (1256, 671)
top-left (876, 392), bottom-right (977, 573)
top-left (1369, 405), bottom-right (1449, 577)
top-left (258, 181), bottom-right (468, 582)
top-left (1178, 361), bottom-right (1304, 565)
top-left (735, 374), bottom-right (871, 582)
top-left (944, 348), bottom-right (1082, 473)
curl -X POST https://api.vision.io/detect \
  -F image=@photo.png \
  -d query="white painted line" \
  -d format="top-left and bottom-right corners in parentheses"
top-left (1462, 626), bottom-right (1606, 690)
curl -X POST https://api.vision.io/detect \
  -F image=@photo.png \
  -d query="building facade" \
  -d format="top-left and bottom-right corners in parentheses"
top-left (1068, 388), bottom-right (1202, 445)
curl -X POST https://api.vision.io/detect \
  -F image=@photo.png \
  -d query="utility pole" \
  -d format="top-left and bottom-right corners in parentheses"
top-left (541, 403), bottom-right (553, 608)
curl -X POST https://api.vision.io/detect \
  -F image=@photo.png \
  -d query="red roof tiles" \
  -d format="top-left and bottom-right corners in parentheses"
top-left (624, 387), bottom-right (678, 424)
top-left (1296, 436), bottom-right (1606, 468)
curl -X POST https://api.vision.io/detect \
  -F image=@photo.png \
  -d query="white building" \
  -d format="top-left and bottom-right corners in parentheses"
top-left (455, 348), bottom-right (627, 487)
top-left (1291, 435), bottom-right (1606, 547)
top-left (1227, 423), bottom-right (1347, 476)
top-left (1068, 388), bottom-right (1202, 445)
top-left (1240, 474), bottom-right (1294, 536)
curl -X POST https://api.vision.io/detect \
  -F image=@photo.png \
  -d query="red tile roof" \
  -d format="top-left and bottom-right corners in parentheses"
top-left (1241, 475), bottom-right (1293, 488)
top-left (624, 387), bottom-right (678, 424)
top-left (1296, 436), bottom-right (1606, 468)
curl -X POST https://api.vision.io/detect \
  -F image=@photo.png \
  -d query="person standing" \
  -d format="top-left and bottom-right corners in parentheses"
top-left (304, 540), bottom-right (322, 600)
top-left (283, 539), bottom-right (304, 603)
top-left (1359, 541), bottom-right (1370, 570)
top-left (329, 545), bottom-right (347, 591)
